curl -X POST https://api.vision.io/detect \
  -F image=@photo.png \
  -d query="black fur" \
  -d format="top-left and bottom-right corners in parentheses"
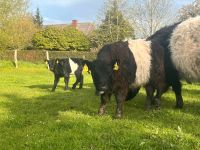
top-left (147, 23), bottom-right (184, 108)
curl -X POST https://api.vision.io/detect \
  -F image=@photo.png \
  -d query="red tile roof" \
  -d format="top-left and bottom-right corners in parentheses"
top-left (44, 20), bottom-right (95, 35)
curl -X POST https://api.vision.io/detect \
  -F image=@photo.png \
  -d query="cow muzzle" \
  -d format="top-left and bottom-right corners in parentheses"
top-left (98, 86), bottom-right (108, 95)
top-left (99, 91), bottom-right (105, 95)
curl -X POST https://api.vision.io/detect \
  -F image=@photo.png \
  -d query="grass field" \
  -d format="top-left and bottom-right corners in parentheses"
top-left (0, 61), bottom-right (200, 150)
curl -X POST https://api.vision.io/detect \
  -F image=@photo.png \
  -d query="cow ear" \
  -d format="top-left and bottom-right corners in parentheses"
top-left (56, 59), bottom-right (59, 64)
top-left (113, 62), bottom-right (119, 71)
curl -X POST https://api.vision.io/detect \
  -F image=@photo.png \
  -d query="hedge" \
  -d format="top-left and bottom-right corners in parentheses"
top-left (32, 27), bottom-right (92, 51)
top-left (0, 50), bottom-right (97, 63)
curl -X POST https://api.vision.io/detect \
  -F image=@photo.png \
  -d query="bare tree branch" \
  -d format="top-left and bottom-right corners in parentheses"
top-left (130, 0), bottom-right (175, 38)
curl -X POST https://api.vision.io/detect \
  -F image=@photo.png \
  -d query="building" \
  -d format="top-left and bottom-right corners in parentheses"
top-left (44, 20), bottom-right (96, 35)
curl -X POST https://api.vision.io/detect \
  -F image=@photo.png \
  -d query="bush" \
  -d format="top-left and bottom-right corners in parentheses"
top-left (32, 27), bottom-right (92, 51)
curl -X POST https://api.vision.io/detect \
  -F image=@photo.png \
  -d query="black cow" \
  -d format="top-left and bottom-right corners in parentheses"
top-left (47, 58), bottom-right (86, 91)
top-left (86, 39), bottom-right (166, 118)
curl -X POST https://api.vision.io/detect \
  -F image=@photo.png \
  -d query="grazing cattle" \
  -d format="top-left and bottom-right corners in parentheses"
top-left (147, 16), bottom-right (200, 108)
top-left (87, 39), bottom-right (166, 118)
top-left (47, 58), bottom-right (85, 91)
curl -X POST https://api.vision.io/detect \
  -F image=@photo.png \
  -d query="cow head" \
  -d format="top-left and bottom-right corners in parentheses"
top-left (46, 59), bottom-right (59, 72)
top-left (86, 59), bottom-right (118, 95)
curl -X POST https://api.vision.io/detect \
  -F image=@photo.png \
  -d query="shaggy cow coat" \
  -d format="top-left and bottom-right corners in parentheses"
top-left (147, 16), bottom-right (200, 108)
top-left (88, 39), bottom-right (166, 118)
top-left (170, 16), bottom-right (200, 82)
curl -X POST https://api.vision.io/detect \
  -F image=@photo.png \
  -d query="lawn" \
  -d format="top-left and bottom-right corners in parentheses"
top-left (0, 61), bottom-right (200, 150)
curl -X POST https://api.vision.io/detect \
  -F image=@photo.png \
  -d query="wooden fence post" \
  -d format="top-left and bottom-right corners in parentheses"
top-left (46, 51), bottom-right (50, 70)
top-left (14, 50), bottom-right (18, 68)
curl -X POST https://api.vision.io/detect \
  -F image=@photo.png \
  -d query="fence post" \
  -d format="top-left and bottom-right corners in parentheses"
top-left (14, 50), bottom-right (18, 68)
top-left (46, 50), bottom-right (50, 70)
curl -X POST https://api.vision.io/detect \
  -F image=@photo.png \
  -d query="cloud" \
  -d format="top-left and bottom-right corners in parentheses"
top-left (43, 17), bottom-right (66, 25)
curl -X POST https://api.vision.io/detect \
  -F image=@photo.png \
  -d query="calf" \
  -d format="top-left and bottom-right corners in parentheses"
top-left (47, 58), bottom-right (85, 91)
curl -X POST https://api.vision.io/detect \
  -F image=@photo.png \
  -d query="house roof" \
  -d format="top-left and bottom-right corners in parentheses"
top-left (76, 22), bottom-right (95, 35)
top-left (44, 21), bottom-right (96, 35)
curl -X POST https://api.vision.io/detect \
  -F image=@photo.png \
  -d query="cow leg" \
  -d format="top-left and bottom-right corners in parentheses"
top-left (98, 93), bottom-right (111, 115)
top-left (172, 81), bottom-right (183, 108)
top-left (154, 89), bottom-right (163, 109)
top-left (72, 70), bottom-right (82, 89)
top-left (154, 83), bottom-right (167, 109)
top-left (79, 74), bottom-right (83, 89)
top-left (64, 75), bottom-right (70, 90)
top-left (145, 85), bottom-right (155, 110)
top-left (51, 76), bottom-right (60, 92)
top-left (114, 89), bottom-right (128, 118)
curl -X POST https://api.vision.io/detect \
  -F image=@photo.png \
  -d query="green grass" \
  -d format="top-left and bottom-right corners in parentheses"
top-left (0, 61), bottom-right (200, 150)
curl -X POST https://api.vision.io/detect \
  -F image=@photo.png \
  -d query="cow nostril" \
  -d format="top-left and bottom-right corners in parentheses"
top-left (101, 86), bottom-right (107, 90)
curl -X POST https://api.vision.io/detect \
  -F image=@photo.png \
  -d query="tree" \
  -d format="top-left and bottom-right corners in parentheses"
top-left (0, 0), bottom-right (28, 25)
top-left (130, 0), bottom-right (174, 38)
top-left (178, 0), bottom-right (200, 21)
top-left (91, 0), bottom-right (134, 47)
top-left (33, 7), bottom-right (43, 27)
top-left (6, 16), bottom-right (38, 49)
top-left (0, 0), bottom-right (33, 50)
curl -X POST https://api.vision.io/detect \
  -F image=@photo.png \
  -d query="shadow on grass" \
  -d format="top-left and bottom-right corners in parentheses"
top-left (1, 82), bottom-right (200, 138)
top-left (25, 82), bottom-right (94, 92)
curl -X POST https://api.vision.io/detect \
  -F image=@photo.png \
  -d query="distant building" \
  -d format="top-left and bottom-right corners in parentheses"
top-left (44, 20), bottom-right (96, 35)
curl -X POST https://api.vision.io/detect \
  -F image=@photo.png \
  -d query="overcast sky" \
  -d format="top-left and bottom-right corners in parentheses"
top-left (29, 0), bottom-right (194, 25)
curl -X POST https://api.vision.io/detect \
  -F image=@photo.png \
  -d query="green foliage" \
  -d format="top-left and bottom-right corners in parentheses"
top-left (90, 0), bottom-right (134, 46)
top-left (0, 0), bottom-right (37, 51)
top-left (0, 63), bottom-right (200, 149)
top-left (33, 7), bottom-right (43, 27)
top-left (32, 27), bottom-right (92, 51)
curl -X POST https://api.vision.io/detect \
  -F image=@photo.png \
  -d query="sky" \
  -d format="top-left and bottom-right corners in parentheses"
top-left (29, 0), bottom-right (194, 25)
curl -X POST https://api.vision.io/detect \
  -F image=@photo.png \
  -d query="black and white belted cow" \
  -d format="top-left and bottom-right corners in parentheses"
top-left (147, 16), bottom-right (200, 108)
top-left (86, 39), bottom-right (167, 118)
top-left (47, 58), bottom-right (87, 91)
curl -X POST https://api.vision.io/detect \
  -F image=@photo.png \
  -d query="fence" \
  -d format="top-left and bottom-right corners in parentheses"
top-left (0, 50), bottom-right (98, 68)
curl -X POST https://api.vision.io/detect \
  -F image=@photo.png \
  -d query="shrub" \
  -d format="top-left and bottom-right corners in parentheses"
top-left (32, 27), bottom-right (92, 51)
top-left (0, 16), bottom-right (38, 50)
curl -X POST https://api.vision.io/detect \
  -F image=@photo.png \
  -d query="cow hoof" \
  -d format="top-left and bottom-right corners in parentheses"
top-left (64, 88), bottom-right (69, 91)
top-left (114, 113), bottom-right (122, 119)
top-left (98, 108), bottom-right (105, 115)
top-left (155, 106), bottom-right (161, 110)
top-left (175, 104), bottom-right (183, 109)
top-left (145, 105), bottom-right (152, 111)
top-left (72, 86), bottom-right (76, 90)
